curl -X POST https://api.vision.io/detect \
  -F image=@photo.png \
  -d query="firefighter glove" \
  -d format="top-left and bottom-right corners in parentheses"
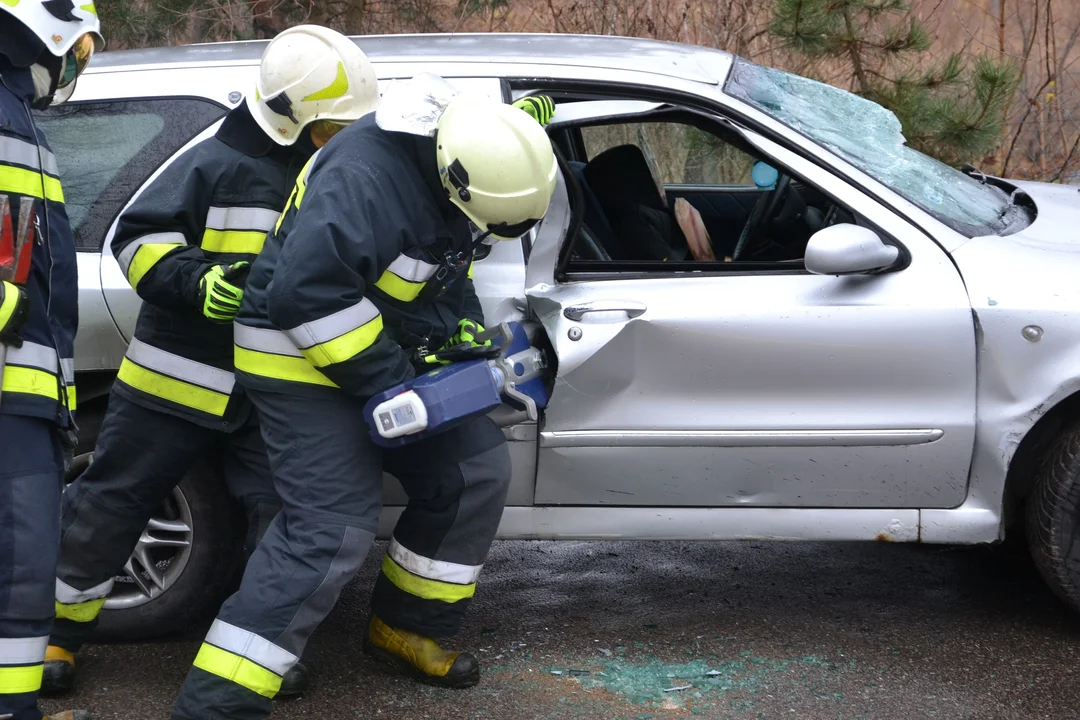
top-left (512, 95), bottom-right (555, 126)
top-left (0, 281), bottom-right (29, 348)
top-left (199, 262), bottom-right (249, 323)
top-left (420, 319), bottom-right (497, 366)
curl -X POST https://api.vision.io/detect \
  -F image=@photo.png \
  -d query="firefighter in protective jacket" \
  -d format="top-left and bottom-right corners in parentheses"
top-left (0, 3), bottom-right (102, 720)
top-left (42, 25), bottom-right (379, 701)
top-left (169, 91), bottom-right (557, 719)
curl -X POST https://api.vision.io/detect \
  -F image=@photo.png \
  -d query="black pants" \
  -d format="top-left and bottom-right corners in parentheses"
top-left (172, 388), bottom-right (511, 720)
top-left (0, 415), bottom-right (64, 720)
top-left (51, 389), bottom-right (279, 653)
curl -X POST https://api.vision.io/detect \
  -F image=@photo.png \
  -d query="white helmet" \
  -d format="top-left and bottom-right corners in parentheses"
top-left (436, 96), bottom-right (558, 240)
top-left (0, 0), bottom-right (105, 105)
top-left (248, 25), bottom-right (379, 146)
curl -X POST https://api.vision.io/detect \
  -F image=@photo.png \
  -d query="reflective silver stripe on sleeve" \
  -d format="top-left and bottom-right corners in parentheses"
top-left (126, 338), bottom-right (235, 394)
top-left (115, 231), bottom-right (188, 277)
top-left (285, 298), bottom-right (381, 350)
top-left (385, 254), bottom-right (439, 282)
top-left (205, 206), bottom-right (281, 233)
top-left (204, 620), bottom-right (297, 676)
top-left (55, 577), bottom-right (114, 605)
top-left (5, 341), bottom-right (59, 373)
top-left (0, 636), bottom-right (48, 665)
top-left (60, 357), bottom-right (75, 384)
top-left (0, 135), bottom-right (58, 176)
top-left (234, 324), bottom-right (303, 357)
top-left (388, 537), bottom-right (483, 585)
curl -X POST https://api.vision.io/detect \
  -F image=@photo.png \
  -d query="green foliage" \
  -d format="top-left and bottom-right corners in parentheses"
top-left (769, 0), bottom-right (1019, 165)
top-left (96, 0), bottom-right (197, 49)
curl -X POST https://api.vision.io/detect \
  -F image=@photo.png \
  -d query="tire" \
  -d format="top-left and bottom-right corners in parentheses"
top-left (1026, 425), bottom-right (1080, 612)
top-left (64, 454), bottom-right (243, 642)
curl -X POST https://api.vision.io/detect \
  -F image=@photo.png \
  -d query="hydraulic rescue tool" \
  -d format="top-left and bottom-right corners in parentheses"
top-left (0, 196), bottom-right (36, 408)
top-left (364, 321), bottom-right (549, 448)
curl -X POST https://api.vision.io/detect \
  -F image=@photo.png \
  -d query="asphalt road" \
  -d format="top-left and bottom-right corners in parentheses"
top-left (42, 539), bottom-right (1080, 719)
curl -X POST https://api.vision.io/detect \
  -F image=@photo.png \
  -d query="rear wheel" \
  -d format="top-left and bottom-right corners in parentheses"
top-left (64, 451), bottom-right (242, 641)
top-left (1026, 425), bottom-right (1080, 612)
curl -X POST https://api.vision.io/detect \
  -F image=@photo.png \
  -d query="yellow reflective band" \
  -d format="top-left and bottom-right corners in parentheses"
top-left (303, 62), bottom-right (349, 102)
top-left (1, 366), bottom-right (59, 401)
top-left (201, 229), bottom-right (267, 255)
top-left (193, 643), bottom-right (282, 699)
top-left (0, 663), bottom-right (43, 694)
top-left (274, 193), bottom-right (294, 235)
top-left (467, 261), bottom-right (474, 280)
top-left (234, 346), bottom-right (338, 388)
top-left (0, 282), bottom-right (18, 330)
top-left (55, 597), bottom-right (107, 623)
top-left (294, 156), bottom-right (316, 210)
top-left (374, 271), bottom-right (425, 303)
top-left (117, 358), bottom-right (230, 416)
top-left (126, 242), bottom-right (183, 289)
top-left (0, 164), bottom-right (64, 203)
top-left (67, 384), bottom-right (77, 412)
top-left (301, 314), bottom-right (383, 368)
top-left (380, 555), bottom-right (476, 603)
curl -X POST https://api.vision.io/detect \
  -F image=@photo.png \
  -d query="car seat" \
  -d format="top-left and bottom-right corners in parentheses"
top-left (583, 144), bottom-right (689, 261)
top-left (567, 160), bottom-right (620, 260)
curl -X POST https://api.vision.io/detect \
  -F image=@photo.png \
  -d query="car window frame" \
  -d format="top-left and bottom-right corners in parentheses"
top-left (35, 95), bottom-right (228, 252)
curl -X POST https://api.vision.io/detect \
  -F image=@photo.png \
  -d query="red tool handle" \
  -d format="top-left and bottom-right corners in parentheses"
top-left (0, 195), bottom-right (34, 285)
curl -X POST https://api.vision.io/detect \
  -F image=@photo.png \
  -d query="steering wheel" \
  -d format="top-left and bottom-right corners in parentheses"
top-left (732, 174), bottom-right (791, 261)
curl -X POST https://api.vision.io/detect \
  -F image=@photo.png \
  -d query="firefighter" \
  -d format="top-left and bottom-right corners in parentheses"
top-left (168, 91), bottom-right (557, 719)
top-left (0, 3), bottom-right (103, 720)
top-left (41, 25), bottom-right (380, 701)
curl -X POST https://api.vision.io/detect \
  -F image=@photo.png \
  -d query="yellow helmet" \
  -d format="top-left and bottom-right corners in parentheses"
top-left (436, 96), bottom-right (558, 240)
top-left (248, 25), bottom-right (379, 146)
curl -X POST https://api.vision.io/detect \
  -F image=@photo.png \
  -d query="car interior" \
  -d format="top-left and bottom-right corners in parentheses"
top-left (543, 102), bottom-right (863, 275)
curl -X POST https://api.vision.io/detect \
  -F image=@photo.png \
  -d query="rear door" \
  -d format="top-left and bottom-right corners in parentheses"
top-left (525, 98), bottom-right (976, 509)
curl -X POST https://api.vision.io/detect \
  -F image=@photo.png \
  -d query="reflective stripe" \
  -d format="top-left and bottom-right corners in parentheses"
top-left (54, 597), bottom-right (106, 623)
top-left (205, 206), bottom-right (280, 233)
top-left (0, 164), bottom-right (64, 203)
top-left (0, 637), bottom-right (47, 665)
top-left (127, 338), bottom-right (234, 394)
top-left (295, 152), bottom-right (319, 209)
top-left (201, 229), bottom-right (267, 255)
top-left (380, 555), bottom-right (476, 603)
top-left (234, 346), bottom-right (339, 388)
top-left (234, 324), bottom-right (302, 357)
top-left (1, 366), bottom-right (59, 401)
top-left (118, 359), bottom-right (231, 416)
top-left (389, 538), bottom-right (483, 585)
top-left (0, 135), bottom-right (59, 175)
top-left (0, 282), bottom-right (17, 329)
top-left (204, 620), bottom-right (297, 676)
top-left (5, 340), bottom-right (58, 373)
top-left (67, 383), bottom-right (77, 411)
top-left (194, 643), bottom-right (282, 698)
top-left (60, 357), bottom-right (75, 384)
top-left (286, 299), bottom-right (383, 367)
top-left (56, 577), bottom-right (114, 606)
top-left (116, 232), bottom-right (186, 288)
top-left (0, 663), bottom-right (43, 694)
top-left (374, 254), bottom-right (439, 303)
top-left (467, 261), bottom-right (474, 280)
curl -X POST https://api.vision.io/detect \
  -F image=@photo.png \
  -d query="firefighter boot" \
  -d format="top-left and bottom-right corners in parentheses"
top-left (277, 660), bottom-right (310, 698)
top-left (41, 645), bottom-right (76, 696)
top-left (362, 614), bottom-right (480, 688)
top-left (46, 712), bottom-right (92, 720)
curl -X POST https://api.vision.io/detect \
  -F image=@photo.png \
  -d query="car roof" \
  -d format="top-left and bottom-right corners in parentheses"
top-left (88, 32), bottom-right (733, 85)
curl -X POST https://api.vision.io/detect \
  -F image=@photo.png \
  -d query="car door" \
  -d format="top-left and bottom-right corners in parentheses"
top-left (525, 99), bottom-right (976, 509)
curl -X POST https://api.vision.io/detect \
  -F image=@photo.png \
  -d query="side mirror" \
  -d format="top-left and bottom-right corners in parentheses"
top-left (804, 224), bottom-right (899, 275)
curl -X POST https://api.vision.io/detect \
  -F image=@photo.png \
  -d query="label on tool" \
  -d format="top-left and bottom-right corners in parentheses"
top-left (373, 390), bottom-right (429, 439)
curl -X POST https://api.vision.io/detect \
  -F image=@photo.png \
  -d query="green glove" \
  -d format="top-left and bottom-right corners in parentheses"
top-left (198, 262), bottom-right (249, 323)
top-left (513, 95), bottom-right (555, 126)
top-left (423, 319), bottom-right (493, 366)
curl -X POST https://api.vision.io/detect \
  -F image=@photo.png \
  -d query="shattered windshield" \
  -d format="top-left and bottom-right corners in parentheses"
top-left (725, 58), bottom-right (1023, 237)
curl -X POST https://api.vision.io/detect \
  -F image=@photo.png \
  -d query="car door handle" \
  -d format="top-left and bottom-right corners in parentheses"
top-left (563, 300), bottom-right (647, 321)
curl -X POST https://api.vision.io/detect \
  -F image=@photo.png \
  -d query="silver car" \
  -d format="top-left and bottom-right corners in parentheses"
top-left (53, 32), bottom-right (1080, 640)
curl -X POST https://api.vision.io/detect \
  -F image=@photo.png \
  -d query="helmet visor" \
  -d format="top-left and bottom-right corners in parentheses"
top-left (56, 33), bottom-right (96, 90)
